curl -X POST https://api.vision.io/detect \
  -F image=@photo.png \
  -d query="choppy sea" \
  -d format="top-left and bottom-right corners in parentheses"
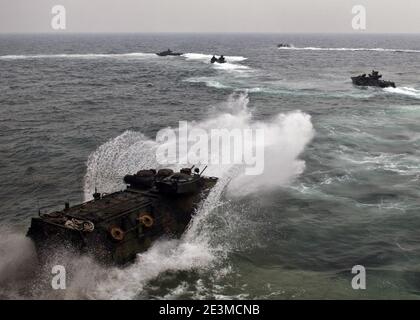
top-left (1, 33), bottom-right (420, 299)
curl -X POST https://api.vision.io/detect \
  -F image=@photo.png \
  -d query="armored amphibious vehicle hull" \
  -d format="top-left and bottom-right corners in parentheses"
top-left (156, 51), bottom-right (183, 57)
top-left (351, 76), bottom-right (396, 88)
top-left (27, 168), bottom-right (218, 265)
top-left (351, 71), bottom-right (396, 88)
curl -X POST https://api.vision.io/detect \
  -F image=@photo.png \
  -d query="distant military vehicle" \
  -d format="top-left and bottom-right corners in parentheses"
top-left (27, 166), bottom-right (218, 265)
top-left (351, 70), bottom-right (396, 88)
top-left (156, 49), bottom-right (183, 57)
top-left (210, 55), bottom-right (226, 64)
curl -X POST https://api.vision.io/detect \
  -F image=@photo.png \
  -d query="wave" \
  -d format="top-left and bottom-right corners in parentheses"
top-left (383, 87), bottom-right (420, 99)
top-left (342, 152), bottom-right (420, 176)
top-left (279, 46), bottom-right (420, 54)
top-left (82, 93), bottom-right (314, 299)
top-left (182, 53), bottom-right (249, 72)
top-left (0, 227), bottom-right (38, 299)
top-left (0, 52), bottom-right (157, 60)
top-left (184, 78), bottom-right (379, 100)
top-left (84, 93), bottom-right (314, 198)
top-left (213, 62), bottom-right (250, 71)
top-left (184, 77), bottom-right (230, 89)
top-left (0, 51), bottom-right (250, 73)
top-left (182, 53), bottom-right (247, 62)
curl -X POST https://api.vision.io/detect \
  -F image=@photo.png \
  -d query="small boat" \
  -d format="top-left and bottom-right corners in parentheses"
top-left (351, 70), bottom-right (396, 88)
top-left (156, 49), bottom-right (183, 57)
top-left (210, 55), bottom-right (226, 64)
top-left (277, 43), bottom-right (292, 48)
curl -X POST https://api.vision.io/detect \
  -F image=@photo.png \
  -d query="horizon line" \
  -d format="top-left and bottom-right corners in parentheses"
top-left (1, 31), bottom-right (420, 35)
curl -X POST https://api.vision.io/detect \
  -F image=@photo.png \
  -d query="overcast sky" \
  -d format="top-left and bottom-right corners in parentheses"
top-left (1, 0), bottom-right (420, 33)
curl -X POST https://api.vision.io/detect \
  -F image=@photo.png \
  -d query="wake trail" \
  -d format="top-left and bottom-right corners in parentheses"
top-left (0, 52), bottom-right (157, 60)
top-left (384, 87), bottom-right (420, 99)
top-left (279, 46), bottom-right (420, 54)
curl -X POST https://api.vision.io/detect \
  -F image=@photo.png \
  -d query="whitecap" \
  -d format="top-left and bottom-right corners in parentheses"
top-left (384, 87), bottom-right (420, 99)
top-left (0, 52), bottom-right (157, 60)
top-left (278, 47), bottom-right (420, 54)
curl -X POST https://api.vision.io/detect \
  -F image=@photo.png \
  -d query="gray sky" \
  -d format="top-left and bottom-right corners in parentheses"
top-left (1, 0), bottom-right (420, 33)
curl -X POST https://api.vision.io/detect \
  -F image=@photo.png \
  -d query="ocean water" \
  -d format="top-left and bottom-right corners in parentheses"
top-left (1, 33), bottom-right (420, 299)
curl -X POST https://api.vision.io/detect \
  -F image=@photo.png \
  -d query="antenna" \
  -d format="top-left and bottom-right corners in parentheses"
top-left (93, 187), bottom-right (101, 200)
top-left (199, 165), bottom-right (208, 176)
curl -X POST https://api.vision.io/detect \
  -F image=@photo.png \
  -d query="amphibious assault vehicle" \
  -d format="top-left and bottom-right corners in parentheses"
top-left (351, 70), bottom-right (396, 88)
top-left (156, 49), bottom-right (183, 57)
top-left (27, 167), bottom-right (218, 265)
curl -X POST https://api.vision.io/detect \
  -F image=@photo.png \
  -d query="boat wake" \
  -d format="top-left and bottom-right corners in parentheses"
top-left (383, 87), bottom-right (420, 99)
top-left (184, 77), bottom-right (381, 100)
top-left (182, 53), bottom-right (250, 72)
top-left (182, 53), bottom-right (247, 62)
top-left (278, 46), bottom-right (420, 54)
top-left (184, 77), bottom-right (230, 89)
top-left (0, 52), bottom-right (157, 60)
